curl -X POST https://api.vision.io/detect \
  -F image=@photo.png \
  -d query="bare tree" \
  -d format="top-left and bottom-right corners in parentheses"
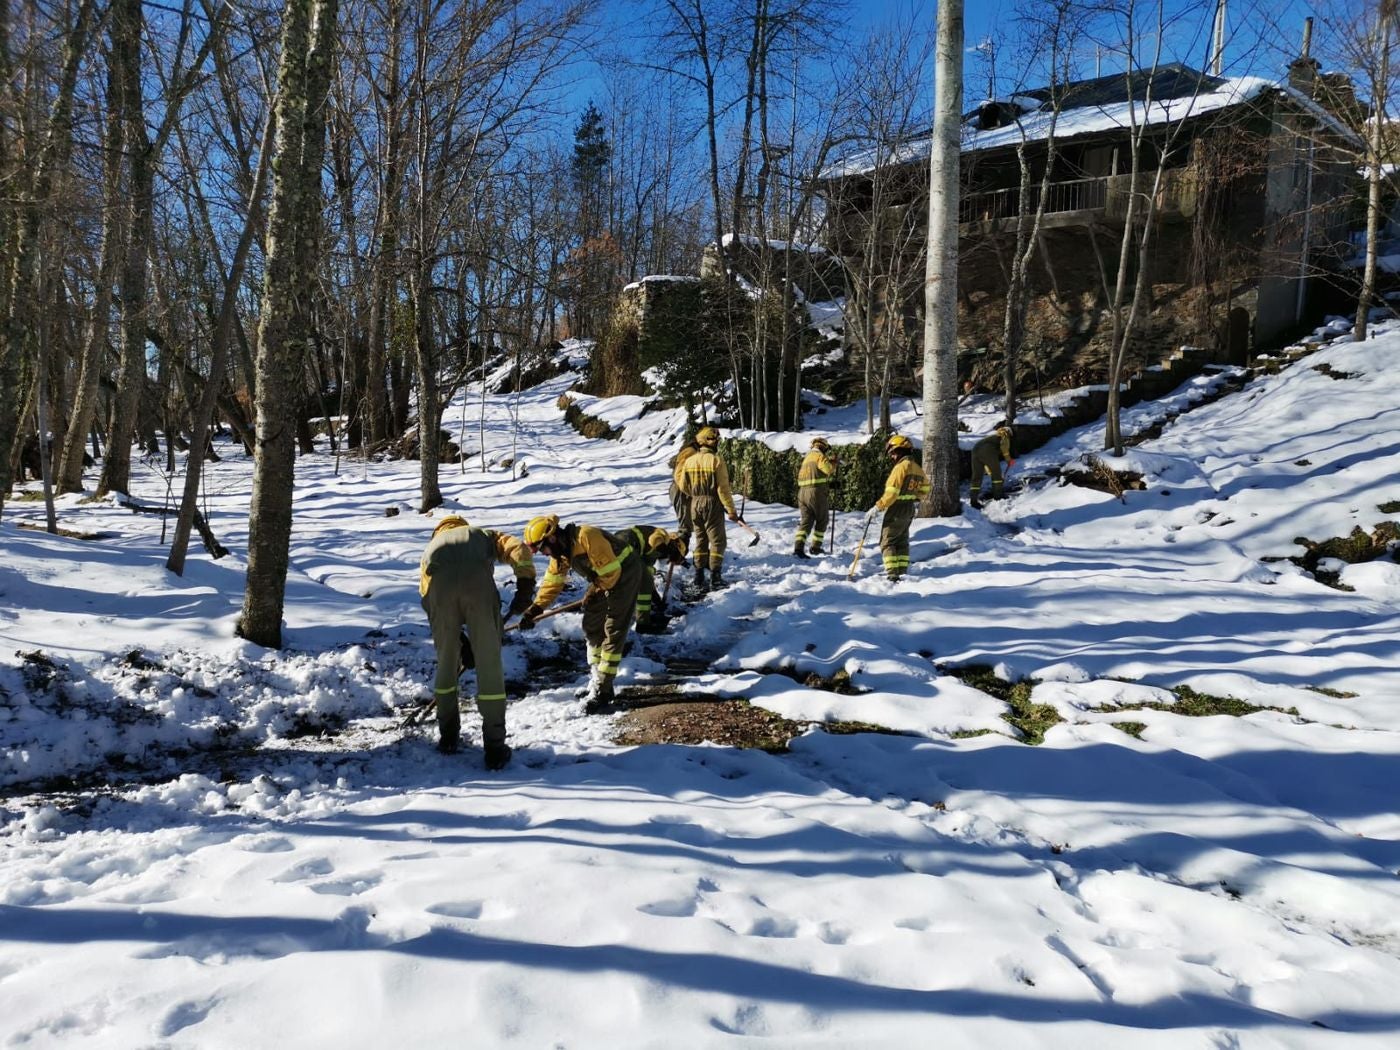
top-left (921, 0), bottom-right (963, 516)
top-left (238, 0), bottom-right (339, 648)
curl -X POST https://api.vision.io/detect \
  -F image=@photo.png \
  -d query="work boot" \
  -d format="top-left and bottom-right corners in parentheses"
top-left (584, 674), bottom-right (616, 714)
top-left (709, 563), bottom-right (725, 589)
top-left (437, 730), bottom-right (460, 755)
top-left (484, 743), bottom-right (512, 771)
top-left (793, 542), bottom-right (808, 559)
top-left (692, 565), bottom-right (707, 592)
top-left (809, 543), bottom-right (824, 556)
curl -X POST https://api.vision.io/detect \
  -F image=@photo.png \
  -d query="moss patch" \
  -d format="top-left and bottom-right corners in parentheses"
top-left (557, 396), bottom-right (622, 440)
top-left (1111, 720), bottom-right (1147, 739)
top-left (1291, 523), bottom-right (1400, 584)
top-left (1112, 684), bottom-right (1299, 719)
top-left (943, 664), bottom-right (1062, 745)
top-left (1378, 501), bottom-right (1400, 514)
top-left (1307, 685), bottom-right (1359, 699)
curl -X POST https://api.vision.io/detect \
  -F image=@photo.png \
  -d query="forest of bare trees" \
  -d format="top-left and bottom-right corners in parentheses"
top-left (1, 0), bottom-right (1394, 643)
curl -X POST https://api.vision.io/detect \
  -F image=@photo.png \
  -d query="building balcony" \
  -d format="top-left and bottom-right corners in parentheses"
top-left (958, 169), bottom-right (1197, 235)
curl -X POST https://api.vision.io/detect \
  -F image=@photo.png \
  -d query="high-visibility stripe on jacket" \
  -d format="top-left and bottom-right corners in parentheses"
top-left (678, 449), bottom-right (736, 516)
top-left (672, 445), bottom-right (698, 487)
top-left (419, 523), bottom-right (536, 597)
top-left (875, 457), bottom-right (931, 511)
top-left (535, 525), bottom-right (635, 609)
top-left (797, 449), bottom-right (835, 487)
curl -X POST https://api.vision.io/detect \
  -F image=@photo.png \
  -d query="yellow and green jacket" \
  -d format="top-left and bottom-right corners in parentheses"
top-left (797, 449), bottom-right (835, 489)
top-left (535, 525), bottom-right (635, 609)
top-left (419, 523), bottom-right (536, 597)
top-left (678, 449), bottom-right (737, 516)
top-left (671, 445), bottom-right (698, 489)
top-left (875, 456), bottom-right (931, 511)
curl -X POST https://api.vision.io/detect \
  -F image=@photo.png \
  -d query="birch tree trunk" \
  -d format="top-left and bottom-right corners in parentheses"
top-left (238, 0), bottom-right (337, 648)
top-left (920, 0), bottom-right (962, 516)
top-left (1356, 10), bottom-right (1390, 341)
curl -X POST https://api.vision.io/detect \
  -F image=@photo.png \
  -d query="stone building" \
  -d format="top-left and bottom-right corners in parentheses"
top-left (819, 62), bottom-right (1361, 386)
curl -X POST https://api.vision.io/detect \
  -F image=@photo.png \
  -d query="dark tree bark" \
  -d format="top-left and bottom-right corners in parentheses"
top-left (238, 0), bottom-right (338, 648)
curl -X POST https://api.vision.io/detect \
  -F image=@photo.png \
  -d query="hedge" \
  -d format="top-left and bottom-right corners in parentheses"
top-left (717, 430), bottom-right (895, 512)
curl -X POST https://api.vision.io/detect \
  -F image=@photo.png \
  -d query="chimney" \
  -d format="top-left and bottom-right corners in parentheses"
top-left (1289, 17), bottom-right (1321, 97)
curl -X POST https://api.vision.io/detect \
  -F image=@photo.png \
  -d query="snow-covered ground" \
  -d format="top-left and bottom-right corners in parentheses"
top-left (3, 327), bottom-right (1400, 1046)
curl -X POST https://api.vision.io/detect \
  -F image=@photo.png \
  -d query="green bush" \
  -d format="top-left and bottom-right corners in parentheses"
top-left (717, 430), bottom-right (894, 511)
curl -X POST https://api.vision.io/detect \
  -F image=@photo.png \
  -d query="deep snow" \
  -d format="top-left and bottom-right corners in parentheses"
top-left (2, 330), bottom-right (1400, 1047)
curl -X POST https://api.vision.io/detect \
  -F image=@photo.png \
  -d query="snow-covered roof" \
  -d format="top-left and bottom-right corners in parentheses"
top-left (823, 69), bottom-right (1359, 180)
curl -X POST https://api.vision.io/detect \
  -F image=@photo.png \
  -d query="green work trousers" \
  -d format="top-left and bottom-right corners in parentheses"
top-left (583, 550), bottom-right (644, 681)
top-left (880, 501), bottom-right (917, 580)
top-left (690, 495), bottom-right (727, 571)
top-left (670, 482), bottom-right (692, 545)
top-left (795, 485), bottom-right (830, 549)
top-left (971, 437), bottom-right (1004, 499)
top-left (422, 537), bottom-right (507, 748)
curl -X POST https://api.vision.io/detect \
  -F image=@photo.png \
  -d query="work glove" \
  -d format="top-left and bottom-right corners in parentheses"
top-left (506, 583), bottom-right (535, 618)
top-left (866, 508), bottom-right (880, 525)
top-left (516, 605), bottom-right (542, 630)
top-left (727, 513), bottom-right (740, 523)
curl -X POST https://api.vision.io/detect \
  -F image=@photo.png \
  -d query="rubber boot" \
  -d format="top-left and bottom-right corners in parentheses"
top-left (584, 673), bottom-right (616, 714)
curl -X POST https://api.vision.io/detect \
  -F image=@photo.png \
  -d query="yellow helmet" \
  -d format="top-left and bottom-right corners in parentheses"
top-left (886, 434), bottom-right (914, 455)
top-left (648, 528), bottom-right (687, 559)
top-left (810, 437), bottom-right (831, 452)
top-left (696, 426), bottom-right (719, 447)
top-left (524, 514), bottom-right (559, 546)
top-left (432, 515), bottom-right (469, 537)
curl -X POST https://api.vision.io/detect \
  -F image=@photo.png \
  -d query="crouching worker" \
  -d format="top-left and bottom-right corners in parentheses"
top-left (517, 515), bottom-right (644, 712)
top-left (970, 423), bottom-right (1015, 508)
top-left (866, 435), bottom-right (930, 582)
top-left (420, 515), bottom-right (537, 767)
top-left (624, 525), bottom-right (689, 633)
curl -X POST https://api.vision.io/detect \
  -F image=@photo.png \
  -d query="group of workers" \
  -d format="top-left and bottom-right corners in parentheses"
top-left (418, 420), bottom-right (1016, 769)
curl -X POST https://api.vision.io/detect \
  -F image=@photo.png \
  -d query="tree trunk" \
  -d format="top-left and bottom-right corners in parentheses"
top-left (167, 109), bottom-right (275, 575)
top-left (919, 0), bottom-right (962, 516)
top-left (1357, 14), bottom-right (1390, 341)
top-left (98, 0), bottom-right (150, 497)
top-left (238, 0), bottom-right (338, 648)
top-left (0, 0), bottom-right (96, 516)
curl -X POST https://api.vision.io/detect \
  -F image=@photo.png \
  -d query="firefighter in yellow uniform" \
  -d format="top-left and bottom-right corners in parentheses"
top-left (794, 437), bottom-right (836, 558)
top-left (970, 424), bottom-right (1015, 508)
top-left (517, 514), bottom-right (645, 711)
top-left (419, 515), bottom-right (536, 766)
top-left (623, 524), bottom-right (689, 632)
top-left (678, 426), bottom-right (738, 591)
top-left (669, 438), bottom-right (699, 550)
top-left (867, 435), bottom-right (931, 581)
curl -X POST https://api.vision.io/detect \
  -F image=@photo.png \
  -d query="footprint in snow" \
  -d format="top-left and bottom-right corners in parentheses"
top-left (157, 997), bottom-right (219, 1037)
top-left (638, 896), bottom-right (699, 918)
top-left (272, 857), bottom-right (334, 883)
top-left (310, 872), bottom-right (383, 896)
top-left (425, 899), bottom-right (515, 921)
top-left (234, 834), bottom-right (295, 853)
